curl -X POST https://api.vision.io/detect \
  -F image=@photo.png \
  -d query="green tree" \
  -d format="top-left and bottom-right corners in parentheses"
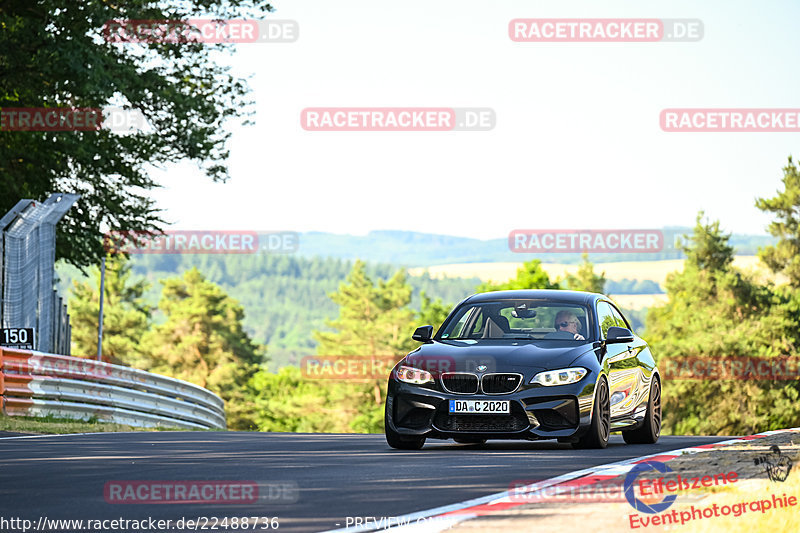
top-left (681, 212), bottom-right (734, 273)
top-left (247, 367), bottom-right (358, 433)
top-left (563, 253), bottom-right (606, 293)
top-left (315, 261), bottom-right (416, 357)
top-left (755, 156), bottom-right (800, 287)
top-left (417, 291), bottom-right (451, 333)
top-left (477, 259), bottom-right (559, 292)
top-left (141, 267), bottom-right (265, 429)
top-left (68, 255), bottom-right (150, 365)
top-left (314, 261), bottom-right (416, 431)
top-left (0, 0), bottom-right (272, 267)
top-left (646, 214), bottom-right (800, 435)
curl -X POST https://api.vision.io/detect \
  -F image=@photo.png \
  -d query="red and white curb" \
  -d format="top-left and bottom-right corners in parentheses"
top-left (325, 428), bottom-right (800, 533)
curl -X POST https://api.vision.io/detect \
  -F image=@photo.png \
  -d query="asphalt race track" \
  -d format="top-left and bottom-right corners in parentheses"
top-left (0, 432), bottom-right (729, 532)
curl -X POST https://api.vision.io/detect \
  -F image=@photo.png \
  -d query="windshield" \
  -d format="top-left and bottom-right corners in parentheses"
top-left (437, 299), bottom-right (594, 342)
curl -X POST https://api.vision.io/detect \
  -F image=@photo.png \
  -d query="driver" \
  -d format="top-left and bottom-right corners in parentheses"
top-left (554, 310), bottom-right (585, 341)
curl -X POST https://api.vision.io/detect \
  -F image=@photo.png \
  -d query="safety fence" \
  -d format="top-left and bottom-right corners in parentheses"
top-left (0, 194), bottom-right (79, 354)
top-left (0, 348), bottom-right (226, 430)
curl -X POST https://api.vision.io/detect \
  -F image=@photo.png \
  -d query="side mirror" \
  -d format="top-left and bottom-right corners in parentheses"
top-left (606, 326), bottom-right (634, 344)
top-left (412, 325), bottom-right (434, 343)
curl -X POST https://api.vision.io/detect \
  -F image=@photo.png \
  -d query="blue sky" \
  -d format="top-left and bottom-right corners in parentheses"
top-left (148, 0), bottom-right (800, 240)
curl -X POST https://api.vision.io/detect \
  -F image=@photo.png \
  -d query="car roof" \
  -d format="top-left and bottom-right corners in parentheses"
top-left (463, 289), bottom-right (602, 306)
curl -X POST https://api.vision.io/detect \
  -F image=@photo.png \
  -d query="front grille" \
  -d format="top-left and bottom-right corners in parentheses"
top-left (481, 373), bottom-right (522, 394)
top-left (434, 402), bottom-right (530, 432)
top-left (441, 373), bottom-right (479, 394)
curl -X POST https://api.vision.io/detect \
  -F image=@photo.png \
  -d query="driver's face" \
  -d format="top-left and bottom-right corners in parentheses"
top-left (558, 316), bottom-right (580, 334)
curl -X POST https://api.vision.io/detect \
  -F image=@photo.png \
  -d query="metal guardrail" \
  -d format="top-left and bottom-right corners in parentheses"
top-left (0, 348), bottom-right (226, 429)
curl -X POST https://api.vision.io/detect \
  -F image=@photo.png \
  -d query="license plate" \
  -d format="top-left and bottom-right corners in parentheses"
top-left (449, 400), bottom-right (510, 414)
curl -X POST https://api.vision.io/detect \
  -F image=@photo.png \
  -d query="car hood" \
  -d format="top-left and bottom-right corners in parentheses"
top-left (403, 340), bottom-right (596, 375)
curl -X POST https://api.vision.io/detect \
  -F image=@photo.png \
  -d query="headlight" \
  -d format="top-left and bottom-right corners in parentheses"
top-left (530, 367), bottom-right (587, 386)
top-left (395, 365), bottom-right (434, 384)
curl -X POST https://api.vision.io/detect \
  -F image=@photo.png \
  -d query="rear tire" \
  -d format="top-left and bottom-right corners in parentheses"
top-left (623, 377), bottom-right (661, 445)
top-left (572, 377), bottom-right (610, 449)
top-left (385, 402), bottom-right (426, 450)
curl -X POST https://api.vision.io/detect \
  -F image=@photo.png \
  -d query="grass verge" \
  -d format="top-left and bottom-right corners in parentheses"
top-left (0, 413), bottom-right (190, 435)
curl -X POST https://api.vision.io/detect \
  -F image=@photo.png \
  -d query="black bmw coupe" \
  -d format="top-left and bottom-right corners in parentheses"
top-left (385, 290), bottom-right (661, 450)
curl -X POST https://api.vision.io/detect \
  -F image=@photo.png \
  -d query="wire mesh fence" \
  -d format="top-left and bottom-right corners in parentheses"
top-left (0, 194), bottom-right (79, 354)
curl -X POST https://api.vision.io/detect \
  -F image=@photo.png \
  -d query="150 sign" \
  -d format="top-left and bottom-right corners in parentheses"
top-left (1, 328), bottom-right (35, 349)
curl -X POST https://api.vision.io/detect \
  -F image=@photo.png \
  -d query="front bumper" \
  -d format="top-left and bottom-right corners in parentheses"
top-left (387, 378), bottom-right (597, 441)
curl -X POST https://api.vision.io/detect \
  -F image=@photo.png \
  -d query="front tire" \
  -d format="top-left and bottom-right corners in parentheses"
top-left (385, 402), bottom-right (425, 450)
top-left (573, 377), bottom-right (610, 449)
top-left (623, 377), bottom-right (661, 444)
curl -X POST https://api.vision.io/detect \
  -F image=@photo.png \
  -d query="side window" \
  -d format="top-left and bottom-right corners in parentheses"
top-left (443, 307), bottom-right (473, 338)
top-left (608, 304), bottom-right (631, 331)
top-left (596, 302), bottom-right (616, 339)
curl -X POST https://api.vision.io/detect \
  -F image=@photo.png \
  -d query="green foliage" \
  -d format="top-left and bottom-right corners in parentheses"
top-left (124, 254), bottom-right (477, 369)
top-left (244, 261), bottom-right (434, 434)
top-left (417, 291), bottom-right (452, 333)
top-left (315, 260), bottom-right (416, 357)
top-left (477, 256), bottom-right (609, 298)
top-left (681, 212), bottom-right (734, 272)
top-left (562, 253), bottom-right (606, 293)
top-left (313, 261), bottom-right (417, 432)
top-left (756, 156), bottom-right (800, 288)
top-left (140, 268), bottom-right (265, 429)
top-left (246, 367), bottom-right (360, 433)
top-left (128, 259), bottom-right (464, 435)
top-left (477, 259), bottom-right (559, 292)
top-left (68, 255), bottom-right (151, 365)
top-left (646, 213), bottom-right (800, 436)
top-left (0, 0), bottom-right (272, 268)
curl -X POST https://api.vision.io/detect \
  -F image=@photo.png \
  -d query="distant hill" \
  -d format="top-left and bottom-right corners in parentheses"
top-left (296, 228), bottom-right (775, 266)
top-left (57, 254), bottom-right (481, 370)
top-left (57, 229), bottom-right (778, 370)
